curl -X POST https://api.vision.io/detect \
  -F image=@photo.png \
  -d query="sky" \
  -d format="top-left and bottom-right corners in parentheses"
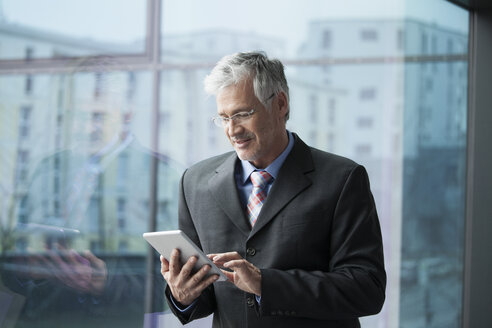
top-left (1, 0), bottom-right (469, 56)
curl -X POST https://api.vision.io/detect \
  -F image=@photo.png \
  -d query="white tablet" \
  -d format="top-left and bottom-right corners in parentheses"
top-left (143, 230), bottom-right (227, 282)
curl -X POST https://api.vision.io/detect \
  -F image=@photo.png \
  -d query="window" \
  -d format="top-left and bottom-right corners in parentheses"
top-left (448, 39), bottom-right (455, 76)
top-left (310, 94), bottom-right (318, 122)
top-left (94, 72), bottom-right (105, 99)
top-left (117, 198), bottom-right (126, 231)
top-left (357, 117), bottom-right (374, 128)
top-left (361, 29), bottom-right (378, 41)
top-left (127, 72), bottom-right (136, 101)
top-left (0, 1), bottom-right (469, 327)
top-left (90, 112), bottom-right (104, 144)
top-left (19, 105), bottom-right (32, 138)
top-left (397, 28), bottom-right (404, 50)
top-left (355, 144), bottom-right (372, 156)
top-left (360, 87), bottom-right (376, 100)
top-left (422, 31), bottom-right (429, 54)
top-left (25, 47), bottom-right (34, 61)
top-left (322, 30), bottom-right (332, 49)
top-left (15, 150), bottom-right (29, 182)
top-left (25, 75), bottom-right (33, 95)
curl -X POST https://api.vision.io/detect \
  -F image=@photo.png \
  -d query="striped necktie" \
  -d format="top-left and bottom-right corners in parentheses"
top-left (247, 171), bottom-right (273, 227)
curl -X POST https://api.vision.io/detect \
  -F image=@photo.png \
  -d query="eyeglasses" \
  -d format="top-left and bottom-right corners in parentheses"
top-left (212, 108), bottom-right (256, 127)
top-left (211, 93), bottom-right (276, 127)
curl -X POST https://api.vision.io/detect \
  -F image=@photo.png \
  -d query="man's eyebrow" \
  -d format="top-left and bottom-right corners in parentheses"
top-left (218, 107), bottom-right (251, 117)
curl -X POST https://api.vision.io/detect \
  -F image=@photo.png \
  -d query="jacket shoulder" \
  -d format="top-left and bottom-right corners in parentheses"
top-left (309, 147), bottom-right (360, 173)
top-left (183, 151), bottom-right (235, 181)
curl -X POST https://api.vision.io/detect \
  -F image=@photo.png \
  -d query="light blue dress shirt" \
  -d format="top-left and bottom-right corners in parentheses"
top-left (235, 130), bottom-right (294, 208)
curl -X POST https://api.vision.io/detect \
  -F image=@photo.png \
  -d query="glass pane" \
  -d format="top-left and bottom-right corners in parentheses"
top-left (0, 67), bottom-right (181, 327)
top-left (0, 0), bottom-right (146, 59)
top-left (159, 0), bottom-right (468, 327)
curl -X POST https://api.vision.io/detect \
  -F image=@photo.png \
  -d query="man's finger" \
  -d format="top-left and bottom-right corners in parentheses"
top-left (84, 250), bottom-right (105, 268)
top-left (220, 269), bottom-right (235, 282)
top-left (198, 274), bottom-right (220, 290)
top-left (169, 249), bottom-right (182, 276)
top-left (223, 259), bottom-right (247, 271)
top-left (160, 255), bottom-right (170, 272)
top-left (211, 252), bottom-right (242, 265)
top-left (178, 256), bottom-right (197, 282)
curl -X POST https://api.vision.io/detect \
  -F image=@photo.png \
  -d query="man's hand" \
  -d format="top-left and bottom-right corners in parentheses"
top-left (161, 249), bottom-right (219, 306)
top-left (24, 246), bottom-right (107, 296)
top-left (209, 252), bottom-right (261, 296)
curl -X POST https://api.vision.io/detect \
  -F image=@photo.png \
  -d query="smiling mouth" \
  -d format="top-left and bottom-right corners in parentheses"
top-left (232, 137), bottom-right (253, 147)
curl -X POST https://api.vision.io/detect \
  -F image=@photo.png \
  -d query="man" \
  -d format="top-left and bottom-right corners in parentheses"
top-left (161, 51), bottom-right (386, 327)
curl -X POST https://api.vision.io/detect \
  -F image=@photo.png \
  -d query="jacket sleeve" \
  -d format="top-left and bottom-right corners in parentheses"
top-left (258, 165), bottom-right (386, 320)
top-left (164, 170), bottom-right (217, 324)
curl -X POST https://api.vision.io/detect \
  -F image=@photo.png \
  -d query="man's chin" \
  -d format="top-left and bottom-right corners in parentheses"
top-left (235, 150), bottom-right (256, 162)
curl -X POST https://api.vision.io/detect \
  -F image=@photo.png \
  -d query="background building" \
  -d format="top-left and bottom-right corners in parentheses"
top-left (0, 0), bottom-right (483, 327)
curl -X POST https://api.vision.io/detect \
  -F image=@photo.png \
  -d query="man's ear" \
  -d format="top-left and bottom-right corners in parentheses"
top-left (276, 92), bottom-right (288, 117)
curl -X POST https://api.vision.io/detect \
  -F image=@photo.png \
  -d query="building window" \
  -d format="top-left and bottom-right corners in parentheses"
top-left (448, 39), bottom-right (454, 76)
top-left (117, 198), bottom-right (126, 231)
top-left (421, 31), bottom-right (428, 54)
top-left (53, 199), bottom-right (60, 216)
top-left (357, 117), bottom-right (373, 128)
top-left (94, 72), bottom-right (105, 99)
top-left (360, 29), bottom-right (378, 41)
top-left (89, 197), bottom-right (100, 233)
top-left (310, 94), bottom-right (318, 122)
top-left (360, 88), bottom-right (376, 100)
top-left (19, 105), bottom-right (32, 139)
top-left (397, 29), bottom-right (404, 51)
top-left (355, 144), bottom-right (372, 156)
top-left (25, 75), bottom-right (33, 95)
top-left (16, 150), bottom-right (29, 182)
top-left (127, 72), bottom-right (136, 101)
top-left (17, 196), bottom-right (28, 224)
top-left (90, 112), bottom-right (104, 144)
top-left (328, 108), bottom-right (336, 126)
top-left (118, 240), bottom-right (128, 252)
top-left (322, 30), bottom-right (332, 49)
top-left (25, 47), bottom-right (34, 61)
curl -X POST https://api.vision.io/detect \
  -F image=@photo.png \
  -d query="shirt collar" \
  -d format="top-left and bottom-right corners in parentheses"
top-left (240, 130), bottom-right (294, 184)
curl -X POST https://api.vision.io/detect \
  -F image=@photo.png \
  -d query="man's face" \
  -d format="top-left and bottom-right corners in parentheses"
top-left (216, 78), bottom-right (288, 169)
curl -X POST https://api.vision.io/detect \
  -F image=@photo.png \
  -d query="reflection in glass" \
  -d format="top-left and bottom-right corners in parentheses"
top-left (0, 69), bottom-right (181, 327)
top-left (0, 0), bottom-right (469, 327)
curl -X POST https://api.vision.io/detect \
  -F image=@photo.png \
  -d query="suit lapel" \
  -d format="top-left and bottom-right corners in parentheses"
top-left (249, 135), bottom-right (314, 239)
top-left (208, 153), bottom-right (251, 237)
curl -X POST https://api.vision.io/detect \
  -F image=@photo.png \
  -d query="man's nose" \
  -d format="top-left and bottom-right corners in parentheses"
top-left (226, 119), bottom-right (244, 135)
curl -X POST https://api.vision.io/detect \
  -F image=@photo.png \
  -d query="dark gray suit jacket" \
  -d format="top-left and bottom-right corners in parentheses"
top-left (165, 134), bottom-right (386, 327)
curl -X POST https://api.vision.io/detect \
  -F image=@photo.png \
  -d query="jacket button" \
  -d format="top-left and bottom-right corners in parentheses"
top-left (247, 298), bottom-right (255, 307)
top-left (246, 247), bottom-right (256, 256)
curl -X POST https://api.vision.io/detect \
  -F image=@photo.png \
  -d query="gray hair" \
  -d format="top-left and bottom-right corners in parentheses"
top-left (204, 51), bottom-right (290, 120)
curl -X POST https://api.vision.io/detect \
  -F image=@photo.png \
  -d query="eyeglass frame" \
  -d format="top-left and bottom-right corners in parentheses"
top-left (212, 108), bottom-right (256, 127)
top-left (211, 93), bottom-right (276, 127)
